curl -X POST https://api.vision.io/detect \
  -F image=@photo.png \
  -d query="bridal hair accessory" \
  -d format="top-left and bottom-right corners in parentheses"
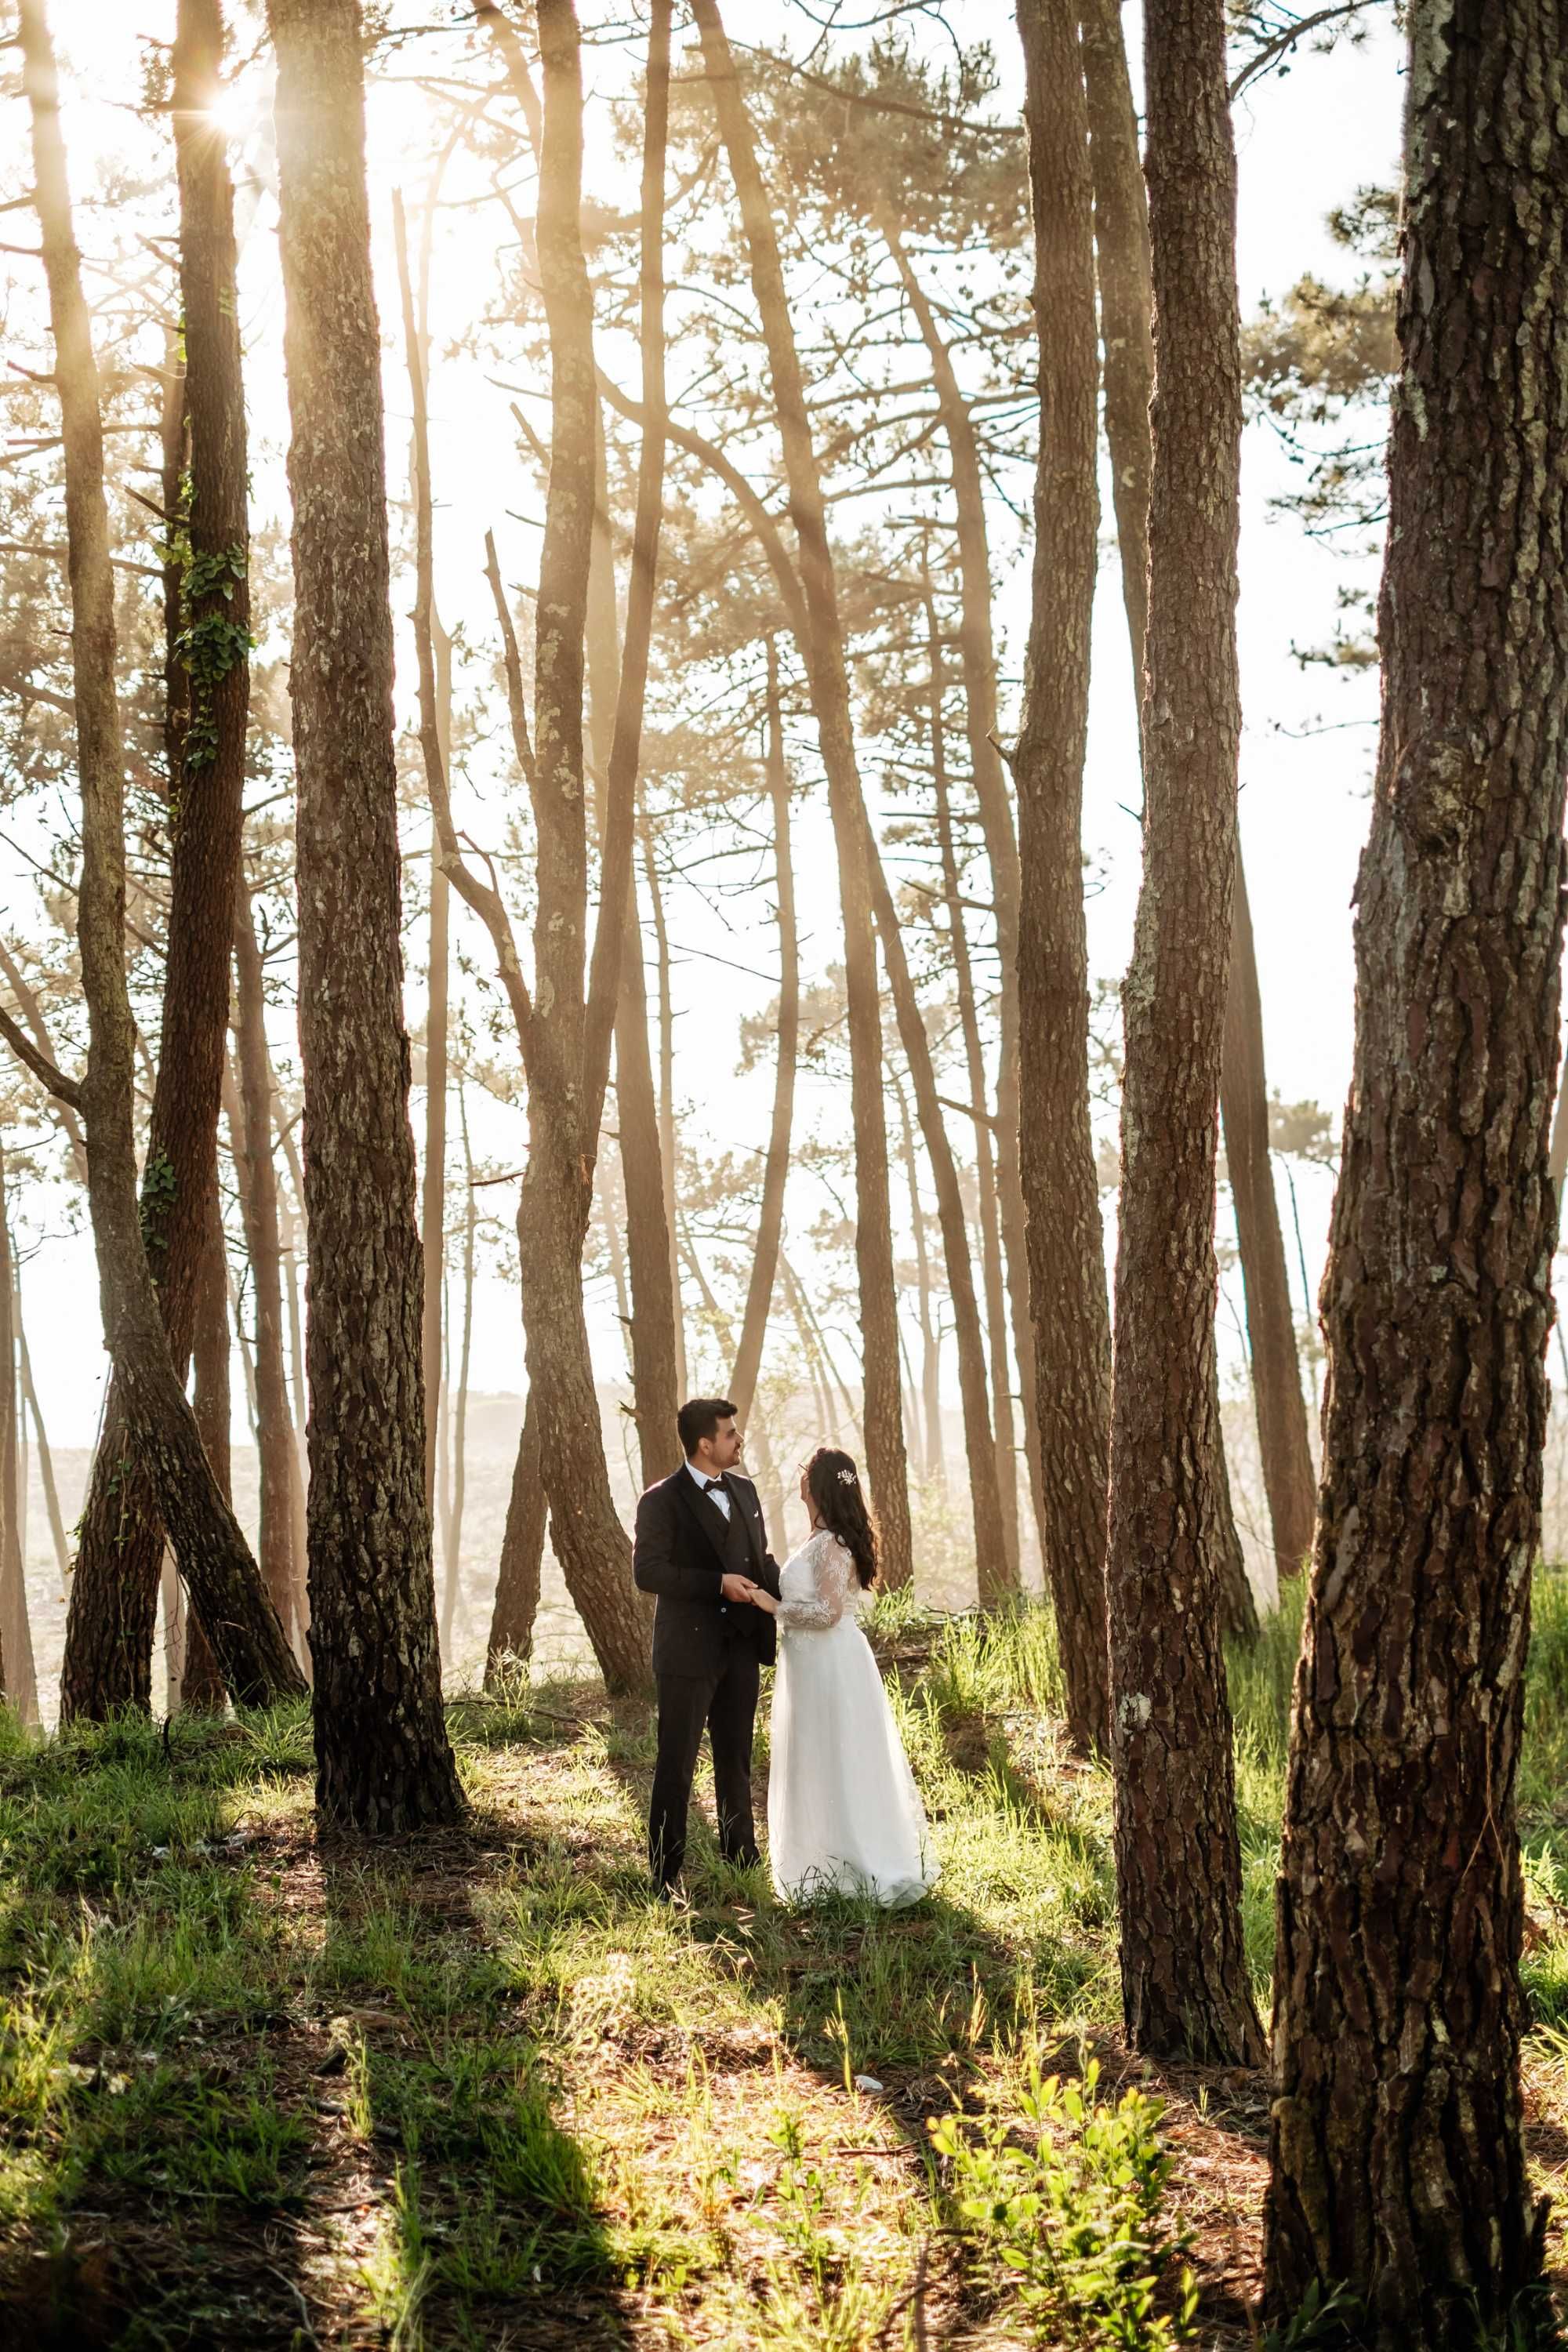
top-left (837, 1468), bottom-right (858, 1487)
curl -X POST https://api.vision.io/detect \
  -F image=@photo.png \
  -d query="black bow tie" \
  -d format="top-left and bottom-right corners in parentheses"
top-left (700, 1476), bottom-right (724, 1493)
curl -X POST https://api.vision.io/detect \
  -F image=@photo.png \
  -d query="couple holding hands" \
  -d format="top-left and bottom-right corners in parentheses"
top-left (632, 1397), bottom-right (935, 1908)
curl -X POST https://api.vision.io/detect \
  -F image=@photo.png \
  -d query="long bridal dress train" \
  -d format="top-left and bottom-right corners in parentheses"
top-left (767, 1527), bottom-right (937, 1907)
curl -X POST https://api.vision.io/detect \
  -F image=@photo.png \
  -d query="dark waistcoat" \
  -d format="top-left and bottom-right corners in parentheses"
top-left (704, 1488), bottom-right (753, 1588)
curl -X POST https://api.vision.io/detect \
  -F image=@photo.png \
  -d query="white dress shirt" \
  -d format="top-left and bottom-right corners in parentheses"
top-left (684, 1458), bottom-right (732, 1521)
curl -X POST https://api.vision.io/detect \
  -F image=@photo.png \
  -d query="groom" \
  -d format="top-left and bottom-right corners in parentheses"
top-left (633, 1397), bottom-right (782, 1893)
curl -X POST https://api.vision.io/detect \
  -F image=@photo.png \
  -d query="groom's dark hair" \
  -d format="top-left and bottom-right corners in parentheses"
top-left (678, 1397), bottom-right (737, 1457)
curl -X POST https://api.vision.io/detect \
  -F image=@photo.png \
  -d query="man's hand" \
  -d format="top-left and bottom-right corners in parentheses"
top-left (720, 1573), bottom-right (758, 1605)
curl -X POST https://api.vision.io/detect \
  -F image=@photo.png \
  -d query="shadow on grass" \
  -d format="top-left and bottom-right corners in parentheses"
top-left (310, 1817), bottom-right (630, 2350)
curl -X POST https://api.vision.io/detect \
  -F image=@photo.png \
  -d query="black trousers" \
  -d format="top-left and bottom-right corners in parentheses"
top-left (648, 1644), bottom-right (760, 1887)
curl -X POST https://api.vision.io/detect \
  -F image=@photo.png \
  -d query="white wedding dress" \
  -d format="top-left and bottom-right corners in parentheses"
top-left (767, 1526), bottom-right (937, 1907)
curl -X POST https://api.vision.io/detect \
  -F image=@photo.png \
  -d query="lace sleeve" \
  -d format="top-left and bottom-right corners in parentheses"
top-left (777, 1531), bottom-right (855, 1632)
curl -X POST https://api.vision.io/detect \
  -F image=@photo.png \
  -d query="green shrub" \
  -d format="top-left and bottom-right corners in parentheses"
top-left (930, 2058), bottom-right (1196, 2349)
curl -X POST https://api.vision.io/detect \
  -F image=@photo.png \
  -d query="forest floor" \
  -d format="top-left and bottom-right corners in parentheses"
top-left (4, 1587), bottom-right (1568, 2350)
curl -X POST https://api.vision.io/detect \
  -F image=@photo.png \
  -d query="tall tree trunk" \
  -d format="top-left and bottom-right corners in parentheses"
top-left (922, 568), bottom-right (1018, 1572)
top-left (420, 0), bottom-right (662, 1695)
top-left (440, 1090), bottom-right (476, 1654)
top-left (1080, 0), bottom-right (1312, 1598)
top-left (585, 430), bottom-right (681, 1486)
top-left (422, 873), bottom-right (449, 1508)
top-left (1265, 3), bottom-right (1568, 2335)
top-left (894, 1076), bottom-right (942, 1486)
top-left (1014, 0), bottom-right (1113, 1753)
top-left (267, 0), bottom-right (460, 1825)
top-left (274, 1117), bottom-right (312, 1605)
top-left (728, 636), bottom-right (799, 1425)
top-left (16, 1292), bottom-right (67, 1588)
top-left (230, 899), bottom-right (303, 1650)
top-left (1094, 0), bottom-right (1264, 2062)
top-left (0, 1177), bottom-right (37, 1725)
top-left (182, 1189), bottom-right (231, 1711)
top-left (400, 211), bottom-right (452, 1521)
top-left (863, 831), bottom-right (1010, 1594)
top-left (1221, 858), bottom-right (1317, 1581)
top-left (693, 0), bottom-right (913, 1586)
top-left (487, 1391), bottom-right (545, 1677)
top-left (872, 202), bottom-right (1044, 1562)
top-left (24, 0), bottom-right (302, 1719)
top-left (781, 1252), bottom-right (862, 1447)
top-left (641, 820), bottom-right (688, 1396)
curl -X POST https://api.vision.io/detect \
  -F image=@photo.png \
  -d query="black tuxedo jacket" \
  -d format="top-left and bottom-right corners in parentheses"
top-left (633, 1467), bottom-right (782, 1679)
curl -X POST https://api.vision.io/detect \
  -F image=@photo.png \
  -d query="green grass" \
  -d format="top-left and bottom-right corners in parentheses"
top-left (2, 1581), bottom-right (1567, 2346)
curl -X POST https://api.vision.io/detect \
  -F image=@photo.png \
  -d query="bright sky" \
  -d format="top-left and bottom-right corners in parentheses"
top-left (1, 1), bottom-right (1403, 1450)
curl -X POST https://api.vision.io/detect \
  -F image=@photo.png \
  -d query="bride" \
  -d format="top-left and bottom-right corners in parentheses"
top-left (746, 1446), bottom-right (936, 1907)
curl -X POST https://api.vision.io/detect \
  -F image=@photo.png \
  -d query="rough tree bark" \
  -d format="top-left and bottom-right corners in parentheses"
top-left (1080, 0), bottom-right (1314, 1595)
top-left (728, 637), bottom-right (799, 1426)
top-left (24, 0), bottom-right (302, 1716)
top-left (267, 0), bottom-right (461, 1826)
top-left (1014, 0), bottom-right (1113, 1751)
top-left (1265, 4), bottom-right (1568, 2339)
top-left (692, 0), bottom-right (913, 1587)
top-left (1098, 0), bottom-right (1265, 2062)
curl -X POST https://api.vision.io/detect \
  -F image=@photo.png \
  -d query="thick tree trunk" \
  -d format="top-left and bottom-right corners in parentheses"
top-left (486, 1391), bottom-right (545, 1677)
top-left (1014, 0), bottom-right (1113, 1752)
top-left (26, 0), bottom-right (301, 1719)
top-left (728, 637), bottom-right (799, 1426)
top-left (230, 900), bottom-right (303, 1649)
top-left (268, 0), bottom-right (460, 1825)
top-left (874, 205), bottom-right (1044, 1563)
top-left (0, 1182), bottom-right (37, 1725)
top-left (1220, 861), bottom-right (1316, 1581)
top-left (1081, 0), bottom-right (1312, 1599)
top-left (693, 0), bottom-right (912, 1586)
top-left (1098, 0), bottom-right (1264, 2063)
top-left (1265, 5), bottom-right (1568, 2336)
top-left (922, 572), bottom-right (1018, 1573)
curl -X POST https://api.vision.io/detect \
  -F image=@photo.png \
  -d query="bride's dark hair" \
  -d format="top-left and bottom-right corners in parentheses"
top-left (805, 1446), bottom-right (879, 1589)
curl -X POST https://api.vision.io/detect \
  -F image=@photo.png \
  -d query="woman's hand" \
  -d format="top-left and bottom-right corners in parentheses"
top-left (747, 1588), bottom-right (779, 1616)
